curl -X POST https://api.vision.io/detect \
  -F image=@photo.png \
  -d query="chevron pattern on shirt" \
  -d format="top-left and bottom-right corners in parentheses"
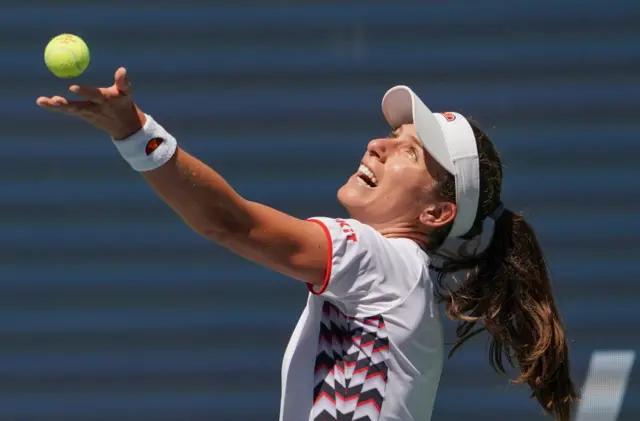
top-left (312, 301), bottom-right (390, 421)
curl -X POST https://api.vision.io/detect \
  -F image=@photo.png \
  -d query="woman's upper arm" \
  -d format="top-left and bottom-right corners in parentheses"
top-left (213, 200), bottom-right (330, 286)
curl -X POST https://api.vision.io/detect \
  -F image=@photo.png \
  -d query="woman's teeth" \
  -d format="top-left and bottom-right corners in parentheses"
top-left (357, 164), bottom-right (378, 187)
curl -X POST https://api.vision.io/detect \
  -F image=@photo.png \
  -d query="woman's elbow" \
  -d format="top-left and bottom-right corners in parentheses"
top-left (191, 206), bottom-right (251, 243)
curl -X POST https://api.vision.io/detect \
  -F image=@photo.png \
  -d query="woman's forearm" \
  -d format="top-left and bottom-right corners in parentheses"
top-left (142, 146), bottom-right (252, 241)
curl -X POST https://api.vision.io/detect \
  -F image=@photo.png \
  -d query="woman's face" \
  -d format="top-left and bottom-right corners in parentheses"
top-left (338, 123), bottom-right (456, 231)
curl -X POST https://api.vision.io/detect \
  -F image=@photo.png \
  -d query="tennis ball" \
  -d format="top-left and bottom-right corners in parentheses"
top-left (44, 34), bottom-right (90, 78)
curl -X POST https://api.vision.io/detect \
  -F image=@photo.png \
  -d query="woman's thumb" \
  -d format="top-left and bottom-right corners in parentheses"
top-left (114, 67), bottom-right (132, 94)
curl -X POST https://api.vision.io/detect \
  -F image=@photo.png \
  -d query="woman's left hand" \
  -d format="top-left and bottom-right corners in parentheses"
top-left (36, 67), bottom-right (146, 140)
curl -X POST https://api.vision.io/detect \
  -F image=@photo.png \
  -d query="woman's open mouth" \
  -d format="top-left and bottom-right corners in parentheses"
top-left (356, 164), bottom-right (378, 187)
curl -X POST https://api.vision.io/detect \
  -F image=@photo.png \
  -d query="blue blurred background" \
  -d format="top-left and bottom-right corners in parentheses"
top-left (1, 1), bottom-right (639, 420)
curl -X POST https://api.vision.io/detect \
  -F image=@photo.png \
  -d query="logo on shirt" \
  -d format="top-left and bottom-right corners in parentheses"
top-left (336, 219), bottom-right (357, 243)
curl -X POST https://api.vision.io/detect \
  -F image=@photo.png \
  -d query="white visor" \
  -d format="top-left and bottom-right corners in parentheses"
top-left (381, 85), bottom-right (480, 238)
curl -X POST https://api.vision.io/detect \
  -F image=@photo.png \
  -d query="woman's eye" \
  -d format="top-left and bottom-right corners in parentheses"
top-left (407, 149), bottom-right (418, 160)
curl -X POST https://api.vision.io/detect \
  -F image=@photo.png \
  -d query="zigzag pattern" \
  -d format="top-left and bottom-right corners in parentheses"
top-left (312, 301), bottom-right (390, 421)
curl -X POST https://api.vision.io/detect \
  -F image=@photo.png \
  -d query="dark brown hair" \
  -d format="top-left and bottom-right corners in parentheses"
top-left (427, 121), bottom-right (579, 421)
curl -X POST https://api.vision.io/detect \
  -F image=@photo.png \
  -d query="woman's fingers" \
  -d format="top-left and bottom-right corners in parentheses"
top-left (36, 68), bottom-right (137, 135)
top-left (68, 85), bottom-right (108, 103)
top-left (36, 96), bottom-right (97, 114)
top-left (114, 67), bottom-right (132, 95)
top-left (36, 95), bottom-right (68, 107)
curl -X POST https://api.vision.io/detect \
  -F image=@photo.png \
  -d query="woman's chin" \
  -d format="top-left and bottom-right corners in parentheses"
top-left (338, 184), bottom-right (377, 217)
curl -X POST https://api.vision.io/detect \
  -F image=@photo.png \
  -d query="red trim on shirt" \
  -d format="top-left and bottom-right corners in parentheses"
top-left (306, 219), bottom-right (332, 295)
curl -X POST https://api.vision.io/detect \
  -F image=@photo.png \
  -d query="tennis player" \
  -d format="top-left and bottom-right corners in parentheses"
top-left (37, 68), bottom-right (579, 421)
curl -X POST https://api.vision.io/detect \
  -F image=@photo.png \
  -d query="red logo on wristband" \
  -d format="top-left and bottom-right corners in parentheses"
top-left (145, 137), bottom-right (164, 156)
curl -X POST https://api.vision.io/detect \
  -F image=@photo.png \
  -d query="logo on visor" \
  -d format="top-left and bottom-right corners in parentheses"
top-left (441, 112), bottom-right (456, 122)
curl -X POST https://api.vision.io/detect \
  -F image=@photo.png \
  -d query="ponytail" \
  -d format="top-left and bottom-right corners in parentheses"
top-left (435, 210), bottom-right (580, 421)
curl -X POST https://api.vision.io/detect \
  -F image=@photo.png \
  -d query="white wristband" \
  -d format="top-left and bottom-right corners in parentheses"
top-left (112, 114), bottom-right (178, 172)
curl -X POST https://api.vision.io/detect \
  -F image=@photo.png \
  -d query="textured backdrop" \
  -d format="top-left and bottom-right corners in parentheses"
top-left (1, 1), bottom-right (639, 420)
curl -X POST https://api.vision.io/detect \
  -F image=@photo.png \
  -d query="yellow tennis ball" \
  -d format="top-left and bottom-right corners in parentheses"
top-left (44, 34), bottom-right (90, 78)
